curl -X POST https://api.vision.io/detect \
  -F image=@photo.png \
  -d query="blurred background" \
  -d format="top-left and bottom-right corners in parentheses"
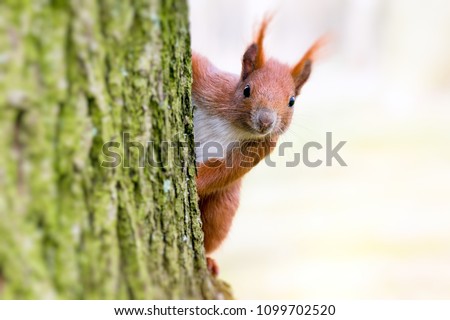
top-left (189, 0), bottom-right (450, 298)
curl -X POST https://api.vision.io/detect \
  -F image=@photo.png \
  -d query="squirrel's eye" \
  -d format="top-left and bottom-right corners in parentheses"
top-left (243, 85), bottom-right (251, 98)
top-left (288, 96), bottom-right (296, 107)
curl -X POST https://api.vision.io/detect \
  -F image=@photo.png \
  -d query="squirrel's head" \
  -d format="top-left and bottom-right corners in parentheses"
top-left (232, 18), bottom-right (323, 138)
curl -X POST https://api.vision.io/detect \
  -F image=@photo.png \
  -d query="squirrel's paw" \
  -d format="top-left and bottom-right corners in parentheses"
top-left (206, 257), bottom-right (220, 277)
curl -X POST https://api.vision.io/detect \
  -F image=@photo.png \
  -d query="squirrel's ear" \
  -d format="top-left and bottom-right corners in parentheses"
top-left (291, 37), bottom-right (324, 94)
top-left (241, 44), bottom-right (258, 80)
top-left (241, 18), bottom-right (271, 80)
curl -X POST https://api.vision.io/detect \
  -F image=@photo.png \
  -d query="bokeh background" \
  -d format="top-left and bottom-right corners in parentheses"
top-left (189, 0), bottom-right (450, 298)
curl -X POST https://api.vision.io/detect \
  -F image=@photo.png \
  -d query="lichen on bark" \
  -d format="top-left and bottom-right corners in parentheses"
top-left (0, 0), bottom-right (231, 299)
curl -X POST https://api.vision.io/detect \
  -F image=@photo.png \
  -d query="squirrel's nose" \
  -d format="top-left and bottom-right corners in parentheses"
top-left (255, 109), bottom-right (277, 134)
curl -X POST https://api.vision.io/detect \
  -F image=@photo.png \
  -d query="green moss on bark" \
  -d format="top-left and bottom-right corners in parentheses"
top-left (0, 0), bottom-right (229, 299)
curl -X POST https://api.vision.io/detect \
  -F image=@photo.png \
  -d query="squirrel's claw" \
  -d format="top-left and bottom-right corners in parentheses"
top-left (206, 257), bottom-right (220, 277)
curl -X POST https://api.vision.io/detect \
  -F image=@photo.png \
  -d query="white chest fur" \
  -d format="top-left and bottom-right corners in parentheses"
top-left (194, 108), bottom-right (249, 163)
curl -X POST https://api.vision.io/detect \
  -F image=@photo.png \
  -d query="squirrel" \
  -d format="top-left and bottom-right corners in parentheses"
top-left (192, 18), bottom-right (322, 276)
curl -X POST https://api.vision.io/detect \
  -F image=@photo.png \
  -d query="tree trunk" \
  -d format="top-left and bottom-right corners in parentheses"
top-left (0, 0), bottom-right (230, 299)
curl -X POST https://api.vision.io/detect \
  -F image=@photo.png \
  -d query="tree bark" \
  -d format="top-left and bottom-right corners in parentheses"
top-left (0, 0), bottom-right (231, 299)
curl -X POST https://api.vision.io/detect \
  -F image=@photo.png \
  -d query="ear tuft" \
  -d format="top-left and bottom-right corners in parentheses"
top-left (254, 15), bottom-right (272, 69)
top-left (241, 16), bottom-right (273, 80)
top-left (291, 36), bottom-right (327, 94)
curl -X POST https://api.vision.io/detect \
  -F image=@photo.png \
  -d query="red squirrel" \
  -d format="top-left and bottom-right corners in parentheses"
top-left (192, 19), bottom-right (322, 275)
